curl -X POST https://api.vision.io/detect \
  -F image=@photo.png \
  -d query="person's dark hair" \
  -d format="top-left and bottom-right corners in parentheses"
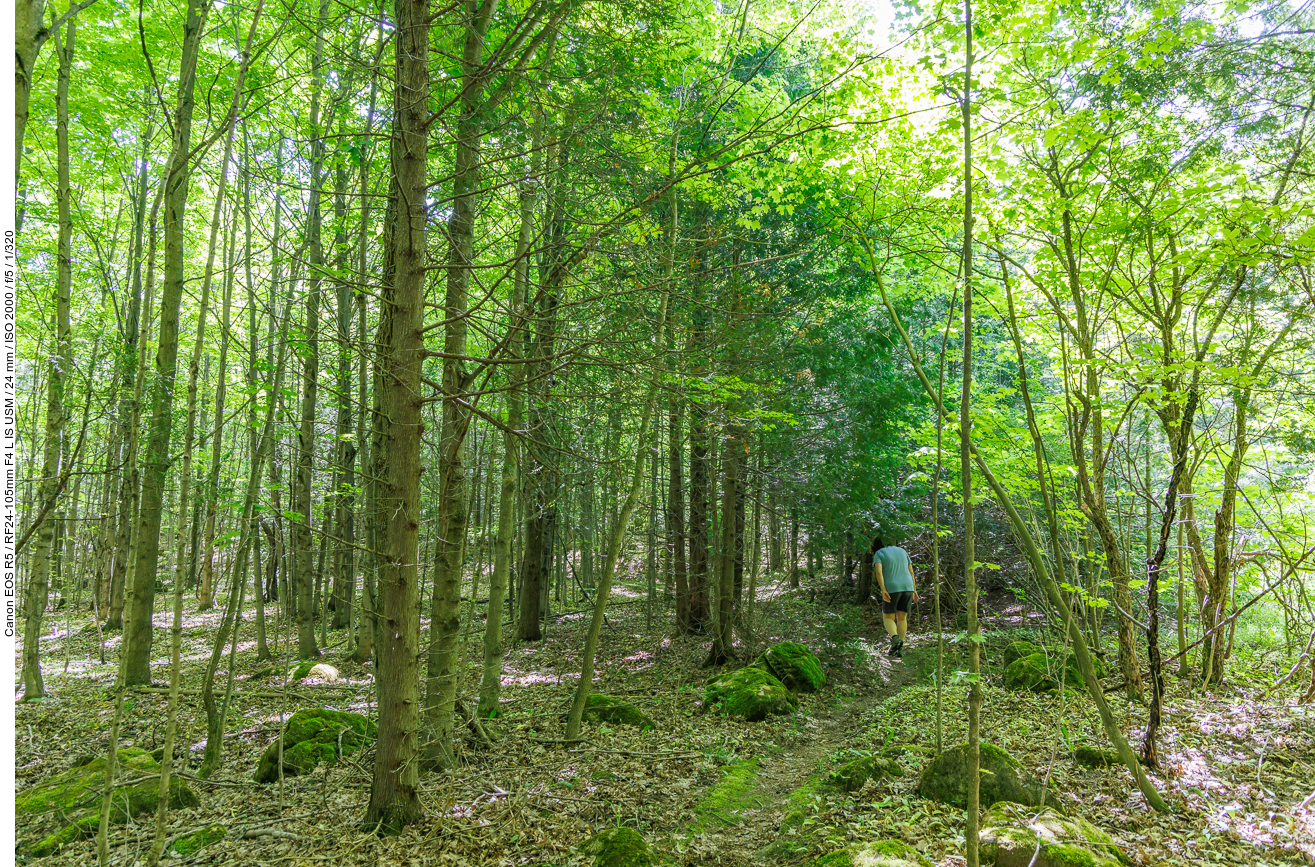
top-left (871, 536), bottom-right (884, 552)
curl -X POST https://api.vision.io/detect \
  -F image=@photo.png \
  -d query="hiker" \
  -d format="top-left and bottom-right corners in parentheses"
top-left (871, 536), bottom-right (918, 659)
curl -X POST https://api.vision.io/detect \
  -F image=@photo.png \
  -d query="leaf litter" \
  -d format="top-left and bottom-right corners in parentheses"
top-left (14, 586), bottom-right (1315, 866)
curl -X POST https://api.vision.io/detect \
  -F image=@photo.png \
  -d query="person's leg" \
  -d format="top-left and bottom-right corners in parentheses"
top-left (883, 614), bottom-right (898, 637)
top-left (895, 611), bottom-right (908, 641)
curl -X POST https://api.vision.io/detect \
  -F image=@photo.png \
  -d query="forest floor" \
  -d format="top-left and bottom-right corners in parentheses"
top-left (14, 576), bottom-right (1315, 866)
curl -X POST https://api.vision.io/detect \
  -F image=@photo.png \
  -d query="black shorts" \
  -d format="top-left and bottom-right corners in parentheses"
top-left (882, 591), bottom-right (914, 614)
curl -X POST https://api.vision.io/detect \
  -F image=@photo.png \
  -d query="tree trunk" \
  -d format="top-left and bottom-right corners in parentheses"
top-left (706, 423), bottom-right (740, 666)
top-left (479, 175), bottom-right (529, 713)
top-left (519, 128), bottom-right (570, 643)
top-left (331, 148), bottom-right (356, 631)
top-left (363, 0), bottom-right (428, 827)
top-left (20, 15), bottom-right (75, 700)
top-left (123, 0), bottom-right (211, 686)
top-left (423, 0), bottom-right (498, 769)
top-left (106, 115), bottom-right (154, 631)
top-left (961, 13), bottom-right (982, 861)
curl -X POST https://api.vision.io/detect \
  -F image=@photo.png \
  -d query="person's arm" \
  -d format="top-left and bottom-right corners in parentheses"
top-left (908, 554), bottom-right (920, 603)
top-left (875, 560), bottom-right (890, 602)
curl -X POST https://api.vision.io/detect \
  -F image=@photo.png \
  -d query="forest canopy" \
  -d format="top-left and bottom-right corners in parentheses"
top-left (10, 0), bottom-right (1315, 863)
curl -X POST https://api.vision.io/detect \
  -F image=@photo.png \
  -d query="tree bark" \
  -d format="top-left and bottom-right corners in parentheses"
top-left (292, 0), bottom-right (331, 660)
top-left (123, 0), bottom-right (212, 686)
top-left (363, 0), bottom-right (428, 828)
top-left (423, 0), bottom-right (499, 769)
top-left (20, 14), bottom-right (75, 700)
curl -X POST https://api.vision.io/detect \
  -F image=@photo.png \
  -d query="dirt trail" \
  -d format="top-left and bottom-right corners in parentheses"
top-left (682, 641), bottom-right (926, 865)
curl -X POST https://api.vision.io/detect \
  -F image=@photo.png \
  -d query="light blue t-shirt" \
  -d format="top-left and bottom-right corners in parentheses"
top-left (874, 546), bottom-right (914, 593)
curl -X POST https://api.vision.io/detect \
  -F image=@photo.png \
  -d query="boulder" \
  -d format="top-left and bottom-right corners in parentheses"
top-left (1004, 649), bottom-right (1102, 694)
top-left (1003, 640), bottom-right (1043, 668)
top-left (583, 694), bottom-right (656, 729)
top-left (755, 641), bottom-right (827, 693)
top-left (1074, 746), bottom-right (1123, 769)
top-left (980, 801), bottom-right (1127, 867)
top-left (917, 743), bottom-right (1047, 810)
top-left (581, 826), bottom-right (662, 867)
top-left (254, 708), bottom-right (376, 783)
top-left (704, 667), bottom-right (797, 721)
top-left (813, 840), bottom-right (933, 867)
top-left (17, 748), bottom-right (199, 856)
top-left (289, 661), bottom-right (341, 681)
top-left (829, 755), bottom-right (904, 793)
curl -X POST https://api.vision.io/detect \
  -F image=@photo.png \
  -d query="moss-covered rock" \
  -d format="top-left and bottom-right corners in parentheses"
top-left (829, 755), bottom-right (904, 793)
top-left (581, 826), bottom-right (660, 867)
top-left (289, 660), bottom-right (317, 679)
top-left (1004, 650), bottom-right (1098, 694)
top-left (755, 641), bottom-right (826, 693)
top-left (1073, 746), bottom-right (1122, 769)
top-left (1003, 640), bottom-right (1044, 669)
top-left (169, 823), bottom-right (228, 856)
top-left (813, 840), bottom-right (933, 867)
top-left (917, 743), bottom-right (1047, 810)
top-left (704, 667), bottom-right (797, 721)
top-left (980, 801), bottom-right (1127, 867)
top-left (583, 694), bottom-right (656, 729)
top-left (254, 708), bottom-right (376, 783)
top-left (17, 748), bottom-right (199, 856)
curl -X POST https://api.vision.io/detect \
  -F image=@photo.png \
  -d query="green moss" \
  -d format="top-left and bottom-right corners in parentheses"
top-left (19, 750), bottom-right (198, 856)
top-left (254, 708), bottom-right (376, 783)
top-left (828, 756), bottom-right (902, 793)
top-left (781, 773), bottom-right (826, 831)
top-left (1003, 640), bottom-right (1043, 668)
top-left (581, 827), bottom-right (658, 867)
top-left (584, 695), bottom-right (656, 729)
top-left (170, 823), bottom-right (228, 856)
top-left (756, 641), bottom-right (827, 693)
top-left (693, 758), bottom-right (763, 830)
top-left (1073, 746), bottom-right (1121, 769)
top-left (917, 742), bottom-right (1044, 809)
top-left (813, 841), bottom-right (931, 867)
top-left (704, 667), bottom-right (797, 721)
top-left (980, 801), bottom-right (1125, 867)
top-left (290, 660), bottom-right (316, 679)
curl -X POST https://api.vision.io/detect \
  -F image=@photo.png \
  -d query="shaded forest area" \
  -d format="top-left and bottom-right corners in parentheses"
top-left (11, 0), bottom-right (1315, 863)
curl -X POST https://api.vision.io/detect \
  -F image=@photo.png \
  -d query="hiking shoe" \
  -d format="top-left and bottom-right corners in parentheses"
top-left (893, 641), bottom-right (903, 660)
top-left (887, 637), bottom-right (903, 657)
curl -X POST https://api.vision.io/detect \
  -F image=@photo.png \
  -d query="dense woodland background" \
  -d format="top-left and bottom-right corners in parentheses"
top-left (12, 0), bottom-right (1315, 863)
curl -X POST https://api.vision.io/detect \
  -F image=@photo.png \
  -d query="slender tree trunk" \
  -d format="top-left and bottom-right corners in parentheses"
top-left (564, 281), bottom-right (669, 741)
top-left (423, 0), bottom-right (500, 768)
top-left (961, 5), bottom-right (982, 857)
top-left (123, 0), bottom-right (213, 685)
top-left (669, 393), bottom-right (688, 630)
top-left (706, 423), bottom-right (740, 666)
top-left (331, 149), bottom-right (356, 631)
top-left (364, 0), bottom-right (428, 826)
top-left (20, 15), bottom-right (75, 700)
top-left (196, 217), bottom-right (238, 611)
top-left (292, 0), bottom-right (331, 660)
top-left (519, 128), bottom-right (570, 643)
top-left (199, 300), bottom-right (287, 778)
top-left (175, 8), bottom-right (253, 613)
